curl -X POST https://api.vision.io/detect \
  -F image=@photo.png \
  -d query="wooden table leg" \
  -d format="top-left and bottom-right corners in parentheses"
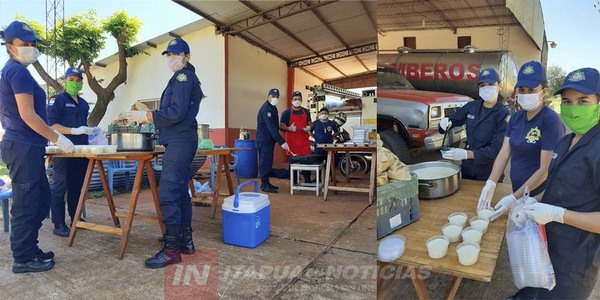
top-left (210, 155), bottom-right (225, 219)
top-left (369, 150), bottom-right (376, 204)
top-left (444, 276), bottom-right (463, 300)
top-left (69, 159), bottom-right (95, 246)
top-left (117, 160), bottom-right (145, 259)
top-left (223, 154), bottom-right (234, 195)
top-left (323, 150), bottom-right (333, 201)
top-left (377, 262), bottom-right (394, 300)
top-left (410, 267), bottom-right (430, 300)
top-left (331, 151), bottom-right (337, 195)
top-left (96, 160), bottom-right (120, 227)
top-left (145, 160), bottom-right (165, 234)
top-left (344, 151), bottom-right (351, 183)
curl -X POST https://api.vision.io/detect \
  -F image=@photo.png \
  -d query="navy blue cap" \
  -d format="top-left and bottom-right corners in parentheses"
top-left (161, 38), bottom-right (190, 55)
top-left (516, 61), bottom-right (546, 88)
top-left (476, 68), bottom-right (500, 85)
top-left (268, 88), bottom-right (280, 96)
top-left (65, 67), bottom-right (83, 78)
top-left (292, 91), bottom-right (302, 98)
top-left (554, 68), bottom-right (600, 95)
top-left (4, 20), bottom-right (41, 42)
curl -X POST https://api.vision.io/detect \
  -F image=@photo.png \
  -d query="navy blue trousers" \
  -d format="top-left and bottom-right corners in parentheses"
top-left (0, 140), bottom-right (51, 263)
top-left (256, 139), bottom-right (274, 184)
top-left (513, 284), bottom-right (593, 299)
top-left (50, 157), bottom-right (87, 225)
top-left (159, 141), bottom-right (196, 231)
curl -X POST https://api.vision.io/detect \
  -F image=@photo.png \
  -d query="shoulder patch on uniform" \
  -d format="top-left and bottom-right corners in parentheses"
top-left (48, 98), bottom-right (55, 106)
top-left (267, 112), bottom-right (272, 118)
top-left (176, 73), bottom-right (188, 82)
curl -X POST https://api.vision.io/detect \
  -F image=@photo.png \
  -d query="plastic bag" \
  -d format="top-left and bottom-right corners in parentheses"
top-left (506, 193), bottom-right (556, 290)
top-left (88, 127), bottom-right (108, 145)
top-left (198, 139), bottom-right (214, 149)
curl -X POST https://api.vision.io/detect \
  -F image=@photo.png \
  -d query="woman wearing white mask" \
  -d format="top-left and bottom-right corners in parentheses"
top-left (0, 20), bottom-right (75, 273)
top-left (438, 68), bottom-right (509, 181)
top-left (477, 61), bottom-right (565, 221)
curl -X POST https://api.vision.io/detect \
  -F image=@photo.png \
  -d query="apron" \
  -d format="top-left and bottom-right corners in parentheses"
top-left (284, 108), bottom-right (312, 156)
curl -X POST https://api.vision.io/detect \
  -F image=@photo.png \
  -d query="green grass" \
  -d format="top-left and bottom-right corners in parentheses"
top-left (0, 162), bottom-right (7, 176)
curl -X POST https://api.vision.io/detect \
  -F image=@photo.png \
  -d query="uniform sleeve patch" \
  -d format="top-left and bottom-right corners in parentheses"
top-left (176, 73), bottom-right (188, 82)
top-left (267, 112), bottom-right (272, 118)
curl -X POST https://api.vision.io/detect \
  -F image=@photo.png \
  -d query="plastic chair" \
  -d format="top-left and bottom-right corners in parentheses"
top-left (107, 160), bottom-right (139, 195)
top-left (0, 189), bottom-right (12, 232)
top-left (209, 146), bottom-right (240, 190)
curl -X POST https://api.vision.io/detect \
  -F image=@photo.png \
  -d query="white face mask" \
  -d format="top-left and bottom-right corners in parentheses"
top-left (479, 86), bottom-right (499, 102)
top-left (517, 91), bottom-right (542, 111)
top-left (166, 55), bottom-right (185, 72)
top-left (270, 97), bottom-right (279, 106)
top-left (319, 114), bottom-right (329, 121)
top-left (292, 100), bottom-right (302, 108)
top-left (11, 46), bottom-right (40, 65)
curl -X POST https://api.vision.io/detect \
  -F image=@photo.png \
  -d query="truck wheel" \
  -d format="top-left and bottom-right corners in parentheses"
top-left (379, 129), bottom-right (410, 164)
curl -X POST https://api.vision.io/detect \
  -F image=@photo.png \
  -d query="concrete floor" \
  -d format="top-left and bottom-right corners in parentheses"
top-left (0, 176), bottom-right (376, 299)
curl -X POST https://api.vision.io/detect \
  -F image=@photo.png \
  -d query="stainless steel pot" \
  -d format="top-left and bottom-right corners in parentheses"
top-left (108, 133), bottom-right (155, 151)
top-left (408, 161), bottom-right (461, 199)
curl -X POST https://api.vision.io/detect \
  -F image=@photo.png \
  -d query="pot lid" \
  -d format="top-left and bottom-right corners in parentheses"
top-left (378, 234), bottom-right (406, 262)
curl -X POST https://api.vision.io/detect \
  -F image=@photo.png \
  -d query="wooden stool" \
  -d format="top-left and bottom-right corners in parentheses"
top-left (290, 163), bottom-right (324, 196)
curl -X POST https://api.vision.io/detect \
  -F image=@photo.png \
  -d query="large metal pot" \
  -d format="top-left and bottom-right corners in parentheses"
top-left (108, 133), bottom-right (155, 151)
top-left (408, 161), bottom-right (461, 199)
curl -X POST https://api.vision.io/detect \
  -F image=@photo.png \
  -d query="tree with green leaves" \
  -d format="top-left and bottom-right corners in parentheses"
top-left (19, 10), bottom-right (145, 126)
top-left (546, 65), bottom-right (567, 97)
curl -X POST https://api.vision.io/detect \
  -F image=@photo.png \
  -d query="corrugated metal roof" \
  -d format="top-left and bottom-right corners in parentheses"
top-left (175, 0), bottom-right (377, 81)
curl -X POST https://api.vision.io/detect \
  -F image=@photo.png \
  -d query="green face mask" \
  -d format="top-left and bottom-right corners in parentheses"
top-left (65, 80), bottom-right (83, 96)
top-left (560, 104), bottom-right (600, 135)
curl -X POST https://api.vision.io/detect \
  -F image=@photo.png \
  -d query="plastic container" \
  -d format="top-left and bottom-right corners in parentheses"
top-left (104, 145), bottom-right (118, 153)
top-left (222, 181), bottom-right (270, 248)
top-left (442, 223), bottom-right (463, 242)
top-left (426, 236), bottom-right (449, 259)
top-left (461, 227), bottom-right (483, 244)
top-left (470, 217), bottom-right (489, 234)
top-left (457, 242), bottom-right (481, 266)
top-left (378, 234), bottom-right (406, 262)
top-left (477, 208), bottom-right (494, 220)
top-left (448, 212), bottom-right (468, 227)
top-left (234, 139), bottom-right (258, 178)
top-left (376, 173), bottom-right (419, 239)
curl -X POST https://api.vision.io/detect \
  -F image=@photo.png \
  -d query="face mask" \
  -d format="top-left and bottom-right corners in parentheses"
top-left (270, 97), bottom-right (279, 106)
top-left (560, 104), bottom-right (600, 135)
top-left (319, 114), bottom-right (329, 121)
top-left (517, 91), bottom-right (542, 111)
top-left (292, 100), bottom-right (302, 108)
top-left (166, 55), bottom-right (185, 72)
top-left (479, 86), bottom-right (499, 102)
top-left (11, 46), bottom-right (40, 65)
top-left (65, 80), bottom-right (83, 96)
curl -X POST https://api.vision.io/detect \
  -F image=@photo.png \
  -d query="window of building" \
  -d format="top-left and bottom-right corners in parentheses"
top-left (457, 36), bottom-right (472, 48)
top-left (403, 37), bottom-right (416, 49)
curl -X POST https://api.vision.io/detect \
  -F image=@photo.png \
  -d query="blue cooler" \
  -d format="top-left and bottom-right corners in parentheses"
top-left (222, 181), bottom-right (270, 248)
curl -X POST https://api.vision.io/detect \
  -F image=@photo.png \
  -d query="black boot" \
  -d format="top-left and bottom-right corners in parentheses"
top-left (180, 227), bottom-right (195, 255)
top-left (12, 257), bottom-right (55, 274)
top-left (145, 234), bottom-right (181, 269)
top-left (53, 223), bottom-right (70, 237)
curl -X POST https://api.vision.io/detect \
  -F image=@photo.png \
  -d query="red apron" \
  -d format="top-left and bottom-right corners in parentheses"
top-left (285, 108), bottom-right (312, 156)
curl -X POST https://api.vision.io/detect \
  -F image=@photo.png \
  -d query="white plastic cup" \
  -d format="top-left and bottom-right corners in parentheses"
top-left (477, 208), bottom-right (494, 220)
top-left (469, 217), bottom-right (489, 234)
top-left (448, 212), bottom-right (468, 227)
top-left (442, 223), bottom-right (463, 242)
top-left (456, 242), bottom-right (481, 266)
top-left (426, 236), bottom-right (450, 259)
top-left (461, 227), bottom-right (483, 245)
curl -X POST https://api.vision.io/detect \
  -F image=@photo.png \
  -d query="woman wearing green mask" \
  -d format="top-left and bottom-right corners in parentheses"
top-left (506, 67), bottom-right (600, 300)
top-left (47, 67), bottom-right (95, 237)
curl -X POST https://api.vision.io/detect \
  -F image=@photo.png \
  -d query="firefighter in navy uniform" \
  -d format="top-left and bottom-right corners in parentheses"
top-left (439, 68), bottom-right (509, 181)
top-left (47, 67), bottom-right (94, 237)
top-left (125, 38), bottom-right (203, 269)
top-left (256, 88), bottom-right (289, 193)
top-left (0, 20), bottom-right (75, 274)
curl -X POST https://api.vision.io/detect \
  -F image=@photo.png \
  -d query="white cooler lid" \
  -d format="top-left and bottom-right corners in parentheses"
top-left (222, 192), bottom-right (269, 213)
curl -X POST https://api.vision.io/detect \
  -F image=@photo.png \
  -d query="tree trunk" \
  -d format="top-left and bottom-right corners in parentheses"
top-left (32, 61), bottom-right (64, 93)
top-left (87, 92), bottom-right (115, 126)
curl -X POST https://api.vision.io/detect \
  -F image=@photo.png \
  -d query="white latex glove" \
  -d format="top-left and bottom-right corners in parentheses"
top-left (303, 126), bottom-right (311, 133)
top-left (440, 117), bottom-right (452, 130)
top-left (124, 111), bottom-right (149, 125)
top-left (71, 126), bottom-right (94, 135)
top-left (477, 180), bottom-right (497, 211)
top-left (281, 143), bottom-right (290, 151)
top-left (54, 131), bottom-right (75, 153)
top-left (489, 194), bottom-right (517, 222)
top-left (310, 145), bottom-right (315, 152)
top-left (441, 148), bottom-right (467, 161)
top-left (522, 202), bottom-right (566, 225)
top-left (288, 123), bottom-right (296, 132)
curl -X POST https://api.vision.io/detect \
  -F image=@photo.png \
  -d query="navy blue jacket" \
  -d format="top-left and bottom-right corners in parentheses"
top-left (541, 124), bottom-right (600, 290)
top-left (256, 100), bottom-right (285, 145)
top-left (153, 63), bottom-right (203, 145)
top-left (47, 91), bottom-right (90, 145)
top-left (443, 99), bottom-right (509, 180)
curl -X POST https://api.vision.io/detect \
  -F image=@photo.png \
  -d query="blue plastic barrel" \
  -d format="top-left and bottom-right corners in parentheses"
top-left (234, 139), bottom-right (258, 178)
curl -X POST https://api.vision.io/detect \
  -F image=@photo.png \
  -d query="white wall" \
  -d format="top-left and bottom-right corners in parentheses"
top-left (378, 26), bottom-right (541, 66)
top-left (82, 26), bottom-right (225, 130)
